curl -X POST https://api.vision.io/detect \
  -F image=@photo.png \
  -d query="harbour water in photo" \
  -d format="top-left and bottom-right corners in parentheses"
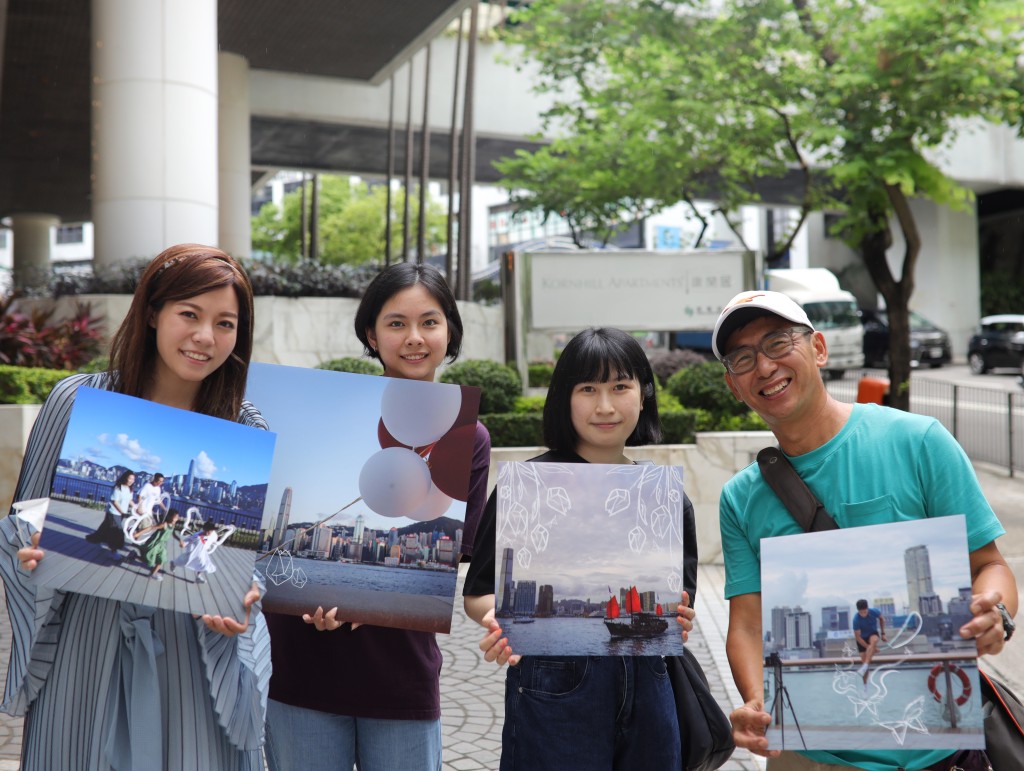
top-left (766, 663), bottom-right (985, 751)
top-left (501, 615), bottom-right (685, 656)
top-left (256, 555), bottom-right (458, 633)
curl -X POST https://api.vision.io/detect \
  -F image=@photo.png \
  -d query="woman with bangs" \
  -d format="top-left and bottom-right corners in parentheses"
top-left (1, 244), bottom-right (271, 770)
top-left (463, 326), bottom-right (698, 771)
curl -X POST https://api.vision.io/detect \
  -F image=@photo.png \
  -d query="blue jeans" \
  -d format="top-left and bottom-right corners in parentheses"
top-left (265, 698), bottom-right (442, 771)
top-left (501, 656), bottom-right (680, 771)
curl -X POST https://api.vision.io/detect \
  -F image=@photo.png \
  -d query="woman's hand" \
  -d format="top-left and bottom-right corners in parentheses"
top-left (202, 582), bottom-right (260, 637)
top-left (676, 590), bottom-right (695, 643)
top-left (17, 531), bottom-right (44, 571)
top-left (478, 610), bottom-right (519, 667)
top-left (301, 605), bottom-right (362, 632)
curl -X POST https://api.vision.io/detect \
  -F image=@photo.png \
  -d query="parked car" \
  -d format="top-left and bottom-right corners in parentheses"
top-left (968, 314), bottom-right (1024, 374)
top-left (860, 308), bottom-right (952, 368)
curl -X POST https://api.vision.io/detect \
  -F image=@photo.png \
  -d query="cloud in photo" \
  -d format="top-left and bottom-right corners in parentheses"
top-left (102, 432), bottom-right (162, 470)
top-left (194, 450), bottom-right (218, 479)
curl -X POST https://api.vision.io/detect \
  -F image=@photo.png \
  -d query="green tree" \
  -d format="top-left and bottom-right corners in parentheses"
top-left (253, 175), bottom-right (448, 265)
top-left (499, 0), bottom-right (1024, 409)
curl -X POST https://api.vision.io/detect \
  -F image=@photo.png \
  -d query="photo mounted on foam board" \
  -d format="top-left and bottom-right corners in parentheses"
top-left (244, 362), bottom-right (480, 634)
top-left (30, 386), bottom-right (277, 619)
top-left (760, 515), bottom-right (983, 753)
top-left (495, 461), bottom-right (688, 656)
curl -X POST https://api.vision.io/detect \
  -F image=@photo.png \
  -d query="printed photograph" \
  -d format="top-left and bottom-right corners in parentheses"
top-left (760, 515), bottom-right (984, 752)
top-left (496, 461), bottom-right (687, 656)
top-left (31, 386), bottom-right (278, 619)
top-left (245, 363), bottom-right (480, 634)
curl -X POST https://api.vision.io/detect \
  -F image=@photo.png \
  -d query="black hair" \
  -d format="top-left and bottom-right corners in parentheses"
top-left (114, 470), bottom-right (136, 487)
top-left (543, 327), bottom-right (660, 452)
top-left (151, 473), bottom-right (165, 483)
top-left (856, 599), bottom-right (868, 610)
top-left (354, 263), bottom-right (463, 363)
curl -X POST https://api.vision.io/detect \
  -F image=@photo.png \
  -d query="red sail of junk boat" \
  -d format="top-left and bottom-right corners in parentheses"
top-left (604, 586), bottom-right (669, 638)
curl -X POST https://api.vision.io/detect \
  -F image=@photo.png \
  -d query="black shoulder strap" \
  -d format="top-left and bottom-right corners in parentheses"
top-left (756, 447), bottom-right (839, 532)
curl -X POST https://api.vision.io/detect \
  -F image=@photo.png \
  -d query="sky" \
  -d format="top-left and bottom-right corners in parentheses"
top-left (60, 387), bottom-right (277, 488)
top-left (245, 363), bottom-right (470, 532)
top-left (496, 461), bottom-right (686, 603)
top-left (760, 516), bottom-right (972, 631)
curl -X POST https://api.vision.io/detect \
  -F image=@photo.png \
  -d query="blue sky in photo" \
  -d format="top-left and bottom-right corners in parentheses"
top-left (760, 516), bottom-right (972, 630)
top-left (60, 387), bottom-right (277, 487)
top-left (245, 363), bottom-right (470, 532)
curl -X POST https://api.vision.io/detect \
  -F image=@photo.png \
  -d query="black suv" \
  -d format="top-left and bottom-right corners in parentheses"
top-left (861, 308), bottom-right (951, 368)
top-left (968, 315), bottom-right (1024, 374)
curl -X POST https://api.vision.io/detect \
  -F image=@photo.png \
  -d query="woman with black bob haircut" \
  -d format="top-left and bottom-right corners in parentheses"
top-left (464, 326), bottom-right (697, 771)
top-left (353, 261), bottom-right (464, 369)
top-left (542, 326), bottom-right (660, 452)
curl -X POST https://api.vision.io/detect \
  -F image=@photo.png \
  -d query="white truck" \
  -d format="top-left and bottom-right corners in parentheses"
top-left (765, 268), bottom-right (865, 379)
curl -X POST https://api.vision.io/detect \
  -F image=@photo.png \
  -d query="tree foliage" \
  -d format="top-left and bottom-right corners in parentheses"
top-left (499, 0), bottom-right (1024, 408)
top-left (252, 175), bottom-right (448, 265)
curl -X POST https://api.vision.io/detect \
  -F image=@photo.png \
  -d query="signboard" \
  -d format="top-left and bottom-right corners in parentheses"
top-left (525, 249), bottom-right (753, 331)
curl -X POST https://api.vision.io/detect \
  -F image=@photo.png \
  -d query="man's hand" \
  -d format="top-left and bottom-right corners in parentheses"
top-left (729, 700), bottom-right (779, 758)
top-left (961, 590), bottom-right (1007, 656)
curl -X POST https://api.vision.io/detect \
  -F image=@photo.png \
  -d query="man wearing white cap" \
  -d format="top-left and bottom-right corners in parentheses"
top-left (712, 290), bottom-right (1017, 771)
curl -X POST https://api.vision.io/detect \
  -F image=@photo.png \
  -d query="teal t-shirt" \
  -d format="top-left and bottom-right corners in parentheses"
top-left (720, 403), bottom-right (1005, 771)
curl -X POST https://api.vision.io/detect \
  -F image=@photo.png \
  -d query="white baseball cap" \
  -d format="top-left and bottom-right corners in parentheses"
top-left (712, 290), bottom-right (814, 360)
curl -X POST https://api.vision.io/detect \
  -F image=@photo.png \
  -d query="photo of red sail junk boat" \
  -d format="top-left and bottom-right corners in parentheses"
top-left (604, 586), bottom-right (668, 638)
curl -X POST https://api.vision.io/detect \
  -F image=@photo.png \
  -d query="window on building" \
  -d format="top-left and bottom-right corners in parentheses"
top-left (56, 224), bottom-right (84, 244)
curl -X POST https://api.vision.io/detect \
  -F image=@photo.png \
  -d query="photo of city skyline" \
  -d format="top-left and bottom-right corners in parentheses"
top-left (495, 461), bottom-right (687, 656)
top-left (760, 516), bottom-right (984, 753)
top-left (244, 363), bottom-right (480, 634)
top-left (31, 387), bottom-right (278, 618)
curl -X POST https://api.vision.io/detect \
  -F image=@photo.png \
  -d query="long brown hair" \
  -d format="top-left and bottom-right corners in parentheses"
top-left (107, 244), bottom-right (255, 420)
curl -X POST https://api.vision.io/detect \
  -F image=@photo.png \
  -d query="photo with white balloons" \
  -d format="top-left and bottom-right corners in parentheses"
top-left (28, 386), bottom-right (278, 619)
top-left (245, 362), bottom-right (481, 634)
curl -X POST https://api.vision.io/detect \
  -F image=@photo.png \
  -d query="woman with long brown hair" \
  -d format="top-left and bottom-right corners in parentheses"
top-left (1, 244), bottom-right (271, 770)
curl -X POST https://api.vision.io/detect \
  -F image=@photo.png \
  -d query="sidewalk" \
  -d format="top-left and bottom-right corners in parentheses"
top-left (0, 462), bottom-right (1018, 769)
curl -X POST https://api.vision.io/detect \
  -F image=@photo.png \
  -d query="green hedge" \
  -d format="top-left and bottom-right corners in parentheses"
top-left (666, 360), bottom-right (748, 417)
top-left (479, 413), bottom-right (544, 447)
top-left (527, 361), bottom-right (555, 388)
top-left (0, 365), bottom-right (67, 404)
top-left (317, 356), bottom-right (383, 375)
top-left (440, 359), bottom-right (522, 414)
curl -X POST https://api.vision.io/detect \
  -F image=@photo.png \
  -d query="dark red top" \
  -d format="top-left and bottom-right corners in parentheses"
top-left (267, 421), bottom-right (491, 719)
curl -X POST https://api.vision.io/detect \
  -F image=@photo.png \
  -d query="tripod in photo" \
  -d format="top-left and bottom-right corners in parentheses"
top-left (767, 652), bottom-right (808, 750)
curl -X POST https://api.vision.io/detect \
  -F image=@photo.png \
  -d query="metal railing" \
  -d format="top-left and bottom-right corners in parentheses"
top-left (827, 371), bottom-right (1024, 477)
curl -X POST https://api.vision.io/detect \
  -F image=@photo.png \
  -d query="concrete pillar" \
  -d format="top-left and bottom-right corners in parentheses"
top-left (10, 213), bottom-right (58, 290)
top-left (91, 0), bottom-right (219, 270)
top-left (218, 51), bottom-right (252, 259)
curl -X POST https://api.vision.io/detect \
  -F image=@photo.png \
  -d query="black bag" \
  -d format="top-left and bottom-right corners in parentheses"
top-left (667, 647), bottom-right (735, 771)
top-left (979, 669), bottom-right (1024, 770)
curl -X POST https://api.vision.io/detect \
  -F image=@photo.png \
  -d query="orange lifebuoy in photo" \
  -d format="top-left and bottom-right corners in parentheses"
top-left (927, 663), bottom-right (972, 706)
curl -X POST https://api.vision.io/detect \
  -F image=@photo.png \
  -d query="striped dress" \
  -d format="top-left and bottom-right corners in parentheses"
top-left (0, 373), bottom-right (271, 770)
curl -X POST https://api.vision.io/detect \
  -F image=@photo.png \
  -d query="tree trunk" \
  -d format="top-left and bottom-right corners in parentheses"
top-left (858, 186), bottom-right (920, 412)
top-left (418, 43), bottom-right (432, 265)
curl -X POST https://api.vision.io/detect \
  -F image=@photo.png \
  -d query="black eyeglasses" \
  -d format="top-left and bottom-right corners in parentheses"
top-left (721, 326), bottom-right (813, 375)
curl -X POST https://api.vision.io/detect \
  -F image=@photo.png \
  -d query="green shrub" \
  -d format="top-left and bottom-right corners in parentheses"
top-left (666, 360), bottom-right (747, 417)
top-left (527, 361), bottom-right (555, 388)
top-left (79, 355), bottom-right (109, 374)
top-left (513, 395), bottom-right (547, 413)
top-left (0, 365), bottom-right (67, 404)
top-left (655, 382), bottom-right (684, 413)
top-left (440, 359), bottom-right (522, 414)
top-left (480, 413), bottom-right (544, 447)
top-left (659, 409), bottom-right (700, 444)
top-left (317, 356), bottom-right (383, 376)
